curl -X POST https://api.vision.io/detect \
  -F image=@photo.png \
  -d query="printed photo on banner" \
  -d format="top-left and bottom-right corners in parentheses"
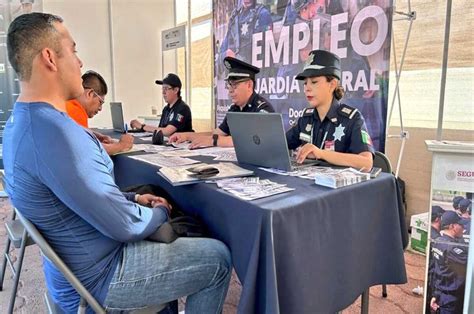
top-left (213, 0), bottom-right (393, 151)
top-left (425, 189), bottom-right (472, 314)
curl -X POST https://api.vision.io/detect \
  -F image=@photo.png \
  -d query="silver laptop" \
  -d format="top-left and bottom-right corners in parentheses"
top-left (110, 102), bottom-right (142, 133)
top-left (227, 112), bottom-right (319, 171)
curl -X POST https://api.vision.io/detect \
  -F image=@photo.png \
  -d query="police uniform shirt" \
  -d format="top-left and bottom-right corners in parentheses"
top-left (430, 234), bottom-right (468, 308)
top-left (286, 98), bottom-right (375, 155)
top-left (218, 92), bottom-right (274, 135)
top-left (158, 98), bottom-right (193, 132)
top-left (431, 226), bottom-right (442, 240)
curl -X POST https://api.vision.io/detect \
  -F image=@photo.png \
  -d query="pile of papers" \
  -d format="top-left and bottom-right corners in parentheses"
top-left (158, 162), bottom-right (253, 186)
top-left (214, 177), bottom-right (294, 200)
top-left (313, 167), bottom-right (370, 188)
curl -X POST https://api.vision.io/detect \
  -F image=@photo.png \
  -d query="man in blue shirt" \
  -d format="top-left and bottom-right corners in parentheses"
top-left (4, 13), bottom-right (231, 313)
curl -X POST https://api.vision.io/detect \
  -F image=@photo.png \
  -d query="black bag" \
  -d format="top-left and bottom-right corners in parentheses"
top-left (122, 184), bottom-right (208, 243)
top-left (148, 212), bottom-right (208, 244)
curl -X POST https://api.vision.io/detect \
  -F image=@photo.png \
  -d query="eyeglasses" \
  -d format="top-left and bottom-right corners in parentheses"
top-left (162, 86), bottom-right (175, 92)
top-left (225, 79), bottom-right (250, 90)
top-left (85, 88), bottom-right (105, 105)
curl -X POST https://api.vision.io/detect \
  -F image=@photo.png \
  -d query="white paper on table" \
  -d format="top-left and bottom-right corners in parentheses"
top-left (129, 154), bottom-right (200, 167)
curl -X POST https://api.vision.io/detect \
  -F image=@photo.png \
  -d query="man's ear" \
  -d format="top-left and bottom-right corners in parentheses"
top-left (40, 47), bottom-right (58, 72)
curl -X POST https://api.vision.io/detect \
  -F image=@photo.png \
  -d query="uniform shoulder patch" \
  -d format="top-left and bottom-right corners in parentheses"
top-left (453, 247), bottom-right (464, 255)
top-left (256, 99), bottom-right (266, 108)
top-left (303, 108), bottom-right (314, 116)
top-left (338, 104), bottom-right (358, 119)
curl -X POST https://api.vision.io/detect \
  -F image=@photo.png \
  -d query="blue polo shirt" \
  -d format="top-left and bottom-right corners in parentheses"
top-left (3, 102), bottom-right (168, 312)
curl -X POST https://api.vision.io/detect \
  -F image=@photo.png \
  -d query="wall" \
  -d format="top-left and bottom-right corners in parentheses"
top-left (43, 0), bottom-right (175, 128)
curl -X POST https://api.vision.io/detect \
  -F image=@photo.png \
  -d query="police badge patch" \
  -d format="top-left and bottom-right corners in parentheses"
top-left (176, 114), bottom-right (184, 123)
top-left (305, 124), bottom-right (312, 132)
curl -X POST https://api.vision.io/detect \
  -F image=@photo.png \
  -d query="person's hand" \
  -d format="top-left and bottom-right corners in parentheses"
top-left (169, 133), bottom-right (189, 144)
top-left (225, 49), bottom-right (236, 58)
top-left (296, 143), bottom-right (321, 163)
top-left (119, 134), bottom-right (134, 151)
top-left (130, 119), bottom-right (142, 130)
top-left (137, 194), bottom-right (172, 215)
top-left (189, 135), bottom-right (213, 149)
top-left (430, 297), bottom-right (439, 311)
top-left (97, 134), bottom-right (114, 144)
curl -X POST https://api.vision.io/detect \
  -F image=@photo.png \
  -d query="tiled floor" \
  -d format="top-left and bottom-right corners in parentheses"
top-left (0, 198), bottom-right (425, 313)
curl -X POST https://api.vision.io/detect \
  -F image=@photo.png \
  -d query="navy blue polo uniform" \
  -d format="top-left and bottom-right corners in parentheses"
top-left (220, 4), bottom-right (272, 64)
top-left (431, 226), bottom-right (442, 240)
top-left (159, 98), bottom-right (193, 132)
top-left (286, 98), bottom-right (375, 155)
top-left (430, 234), bottom-right (468, 313)
top-left (218, 92), bottom-right (274, 135)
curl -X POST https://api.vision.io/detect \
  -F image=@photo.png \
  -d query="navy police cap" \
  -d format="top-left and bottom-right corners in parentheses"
top-left (431, 205), bottom-right (445, 221)
top-left (224, 56), bottom-right (260, 81)
top-left (296, 50), bottom-right (341, 81)
top-left (155, 73), bottom-right (182, 89)
top-left (459, 198), bottom-right (471, 212)
top-left (440, 211), bottom-right (462, 229)
top-left (452, 196), bottom-right (464, 209)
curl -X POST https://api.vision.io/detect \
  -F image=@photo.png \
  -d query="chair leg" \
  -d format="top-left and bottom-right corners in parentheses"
top-left (361, 288), bottom-right (369, 314)
top-left (382, 284), bottom-right (388, 298)
top-left (0, 211), bottom-right (16, 291)
top-left (7, 228), bottom-right (28, 314)
top-left (0, 236), bottom-right (12, 290)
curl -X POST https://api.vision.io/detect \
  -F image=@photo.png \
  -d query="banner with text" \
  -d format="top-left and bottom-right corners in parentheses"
top-left (213, 0), bottom-right (393, 151)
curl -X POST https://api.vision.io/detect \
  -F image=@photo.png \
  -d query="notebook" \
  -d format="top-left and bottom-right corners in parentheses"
top-left (110, 102), bottom-right (143, 133)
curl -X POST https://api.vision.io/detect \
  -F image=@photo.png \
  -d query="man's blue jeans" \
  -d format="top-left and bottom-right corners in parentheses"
top-left (104, 237), bottom-right (232, 313)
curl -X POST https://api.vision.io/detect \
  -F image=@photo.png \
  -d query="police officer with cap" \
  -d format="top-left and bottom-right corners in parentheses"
top-left (458, 198), bottom-right (471, 242)
top-left (130, 73), bottom-right (193, 136)
top-left (431, 205), bottom-right (446, 240)
top-left (170, 57), bottom-right (274, 148)
top-left (430, 211), bottom-right (468, 313)
top-left (452, 195), bottom-right (464, 213)
top-left (286, 49), bottom-right (374, 171)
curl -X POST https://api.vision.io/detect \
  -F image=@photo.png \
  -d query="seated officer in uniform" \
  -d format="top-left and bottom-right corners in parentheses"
top-left (130, 73), bottom-right (193, 136)
top-left (430, 211), bottom-right (468, 314)
top-left (170, 57), bottom-right (274, 148)
top-left (66, 70), bottom-right (134, 155)
top-left (286, 49), bottom-right (374, 171)
top-left (431, 205), bottom-right (446, 240)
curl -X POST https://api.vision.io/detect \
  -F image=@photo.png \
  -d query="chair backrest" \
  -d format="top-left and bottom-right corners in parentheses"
top-left (15, 209), bottom-right (106, 314)
top-left (373, 151), bottom-right (392, 174)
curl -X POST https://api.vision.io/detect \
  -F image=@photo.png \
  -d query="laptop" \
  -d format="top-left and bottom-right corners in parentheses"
top-left (110, 102), bottom-right (143, 133)
top-left (227, 112), bottom-right (319, 171)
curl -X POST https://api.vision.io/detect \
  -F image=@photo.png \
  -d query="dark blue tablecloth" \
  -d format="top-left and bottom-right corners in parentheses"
top-left (112, 148), bottom-right (407, 314)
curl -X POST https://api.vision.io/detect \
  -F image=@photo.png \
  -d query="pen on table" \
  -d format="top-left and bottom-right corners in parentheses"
top-left (124, 123), bottom-right (128, 133)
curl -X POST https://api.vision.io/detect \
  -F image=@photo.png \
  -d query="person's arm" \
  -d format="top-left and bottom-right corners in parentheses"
top-left (102, 134), bottom-right (134, 155)
top-left (297, 145), bottom-right (373, 171)
top-left (169, 131), bottom-right (212, 144)
top-left (188, 131), bottom-right (233, 149)
top-left (35, 127), bottom-right (166, 242)
top-left (93, 131), bottom-right (113, 144)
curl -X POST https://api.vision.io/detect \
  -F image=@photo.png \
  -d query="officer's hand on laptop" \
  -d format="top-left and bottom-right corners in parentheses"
top-left (296, 143), bottom-right (320, 163)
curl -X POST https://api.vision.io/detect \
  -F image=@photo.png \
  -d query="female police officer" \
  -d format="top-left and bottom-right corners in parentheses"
top-left (286, 49), bottom-right (374, 171)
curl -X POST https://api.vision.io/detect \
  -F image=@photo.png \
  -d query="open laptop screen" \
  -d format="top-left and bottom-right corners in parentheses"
top-left (110, 102), bottom-right (125, 133)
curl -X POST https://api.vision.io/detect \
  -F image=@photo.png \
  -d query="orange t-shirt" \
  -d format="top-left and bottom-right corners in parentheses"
top-left (66, 99), bottom-right (88, 128)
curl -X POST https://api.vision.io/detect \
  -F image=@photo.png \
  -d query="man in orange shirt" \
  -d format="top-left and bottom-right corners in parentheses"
top-left (66, 71), bottom-right (133, 155)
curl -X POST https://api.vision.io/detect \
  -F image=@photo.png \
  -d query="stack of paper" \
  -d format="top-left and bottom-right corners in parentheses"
top-left (313, 168), bottom-right (370, 188)
top-left (158, 162), bottom-right (253, 186)
top-left (214, 177), bottom-right (294, 200)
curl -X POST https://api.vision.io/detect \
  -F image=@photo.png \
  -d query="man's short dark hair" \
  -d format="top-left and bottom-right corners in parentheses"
top-left (7, 12), bottom-right (64, 81)
top-left (82, 70), bottom-right (108, 96)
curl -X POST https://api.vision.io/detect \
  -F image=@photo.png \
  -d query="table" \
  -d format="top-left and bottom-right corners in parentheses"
top-left (112, 149), bottom-right (408, 314)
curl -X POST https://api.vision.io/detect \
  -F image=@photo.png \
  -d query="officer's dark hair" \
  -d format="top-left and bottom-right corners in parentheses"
top-left (7, 12), bottom-right (64, 81)
top-left (324, 75), bottom-right (344, 100)
top-left (82, 70), bottom-right (108, 96)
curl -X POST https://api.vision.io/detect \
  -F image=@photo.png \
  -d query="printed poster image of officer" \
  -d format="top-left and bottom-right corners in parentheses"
top-left (427, 211), bottom-right (468, 314)
top-left (219, 0), bottom-right (273, 66)
top-left (286, 49), bottom-right (374, 172)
